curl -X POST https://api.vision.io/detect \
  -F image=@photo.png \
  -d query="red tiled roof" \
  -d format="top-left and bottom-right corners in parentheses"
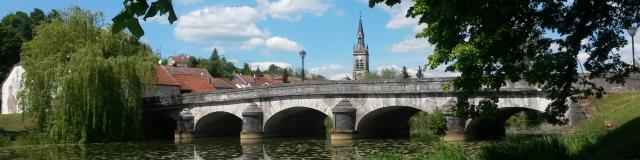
top-left (173, 75), bottom-right (215, 93)
top-left (210, 78), bottom-right (236, 89)
top-left (156, 66), bottom-right (180, 86)
top-left (162, 65), bottom-right (212, 79)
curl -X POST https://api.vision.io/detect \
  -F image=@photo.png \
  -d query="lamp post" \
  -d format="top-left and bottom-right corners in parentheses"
top-left (629, 26), bottom-right (638, 72)
top-left (299, 50), bottom-right (306, 81)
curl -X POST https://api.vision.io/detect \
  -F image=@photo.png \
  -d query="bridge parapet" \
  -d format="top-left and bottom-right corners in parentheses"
top-left (144, 78), bottom-right (538, 108)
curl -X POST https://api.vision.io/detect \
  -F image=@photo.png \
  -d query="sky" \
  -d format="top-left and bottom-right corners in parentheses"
top-left (1, 0), bottom-right (638, 80)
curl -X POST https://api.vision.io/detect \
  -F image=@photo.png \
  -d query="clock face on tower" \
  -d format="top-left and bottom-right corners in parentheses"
top-left (357, 56), bottom-right (362, 60)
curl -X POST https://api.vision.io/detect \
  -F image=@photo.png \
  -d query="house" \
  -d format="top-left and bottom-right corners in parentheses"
top-left (167, 54), bottom-right (191, 67)
top-left (1, 63), bottom-right (24, 114)
top-left (210, 78), bottom-right (236, 90)
top-left (144, 65), bottom-right (181, 97)
top-left (232, 74), bottom-right (256, 88)
top-left (161, 65), bottom-right (216, 93)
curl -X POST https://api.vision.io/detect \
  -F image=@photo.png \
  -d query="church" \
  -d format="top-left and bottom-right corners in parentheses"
top-left (352, 15), bottom-right (370, 80)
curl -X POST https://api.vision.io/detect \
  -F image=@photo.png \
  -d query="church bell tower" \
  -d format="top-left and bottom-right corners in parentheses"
top-left (352, 14), bottom-right (369, 80)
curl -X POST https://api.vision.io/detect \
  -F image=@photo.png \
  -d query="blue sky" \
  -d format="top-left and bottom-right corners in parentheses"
top-left (1, 0), bottom-right (637, 79)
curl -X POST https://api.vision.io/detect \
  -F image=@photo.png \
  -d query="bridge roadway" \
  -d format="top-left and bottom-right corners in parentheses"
top-left (143, 77), bottom-right (638, 141)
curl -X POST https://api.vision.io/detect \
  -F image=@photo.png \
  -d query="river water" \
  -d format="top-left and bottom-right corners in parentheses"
top-left (0, 137), bottom-right (481, 159)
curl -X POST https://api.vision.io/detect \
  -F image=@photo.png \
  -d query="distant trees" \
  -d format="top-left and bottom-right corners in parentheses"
top-left (416, 66), bottom-right (424, 79)
top-left (363, 68), bottom-right (402, 80)
top-left (401, 66), bottom-right (411, 79)
top-left (0, 8), bottom-right (58, 80)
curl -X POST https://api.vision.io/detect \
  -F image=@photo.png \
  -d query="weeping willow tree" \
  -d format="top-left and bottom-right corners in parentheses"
top-left (19, 7), bottom-right (156, 143)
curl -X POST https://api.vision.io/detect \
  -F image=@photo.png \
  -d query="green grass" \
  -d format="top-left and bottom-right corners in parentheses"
top-left (0, 114), bottom-right (36, 132)
top-left (481, 92), bottom-right (640, 159)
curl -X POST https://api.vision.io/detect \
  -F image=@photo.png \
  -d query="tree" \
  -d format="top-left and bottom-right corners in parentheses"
top-left (187, 56), bottom-right (199, 67)
top-left (416, 66), bottom-right (424, 79)
top-left (30, 8), bottom-right (46, 25)
top-left (267, 64), bottom-right (281, 75)
top-left (370, 0), bottom-right (640, 123)
top-left (381, 68), bottom-right (401, 79)
top-left (309, 74), bottom-right (327, 80)
top-left (0, 26), bottom-right (21, 80)
top-left (241, 63), bottom-right (252, 75)
top-left (0, 8), bottom-right (55, 80)
top-left (254, 67), bottom-right (263, 77)
top-left (282, 69), bottom-right (290, 83)
top-left (401, 66), bottom-right (411, 79)
top-left (112, 0), bottom-right (176, 37)
top-left (208, 48), bottom-right (221, 77)
top-left (20, 7), bottom-right (156, 143)
top-left (1, 11), bottom-right (32, 41)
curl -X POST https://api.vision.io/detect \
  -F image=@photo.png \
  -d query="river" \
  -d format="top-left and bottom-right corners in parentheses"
top-left (0, 137), bottom-right (482, 159)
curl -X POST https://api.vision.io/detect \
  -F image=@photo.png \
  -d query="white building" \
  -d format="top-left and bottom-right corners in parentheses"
top-left (2, 64), bottom-right (24, 114)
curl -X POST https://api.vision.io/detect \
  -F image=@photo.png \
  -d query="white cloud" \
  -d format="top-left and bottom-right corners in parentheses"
top-left (308, 64), bottom-right (344, 75)
top-left (175, 6), bottom-right (266, 42)
top-left (249, 61), bottom-right (292, 70)
top-left (240, 38), bottom-right (266, 50)
top-left (176, 0), bottom-right (203, 5)
top-left (265, 36), bottom-right (304, 52)
top-left (257, 0), bottom-right (330, 20)
top-left (389, 38), bottom-right (432, 54)
top-left (329, 73), bottom-right (351, 80)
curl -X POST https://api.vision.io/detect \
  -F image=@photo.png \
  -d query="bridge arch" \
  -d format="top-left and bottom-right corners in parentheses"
top-left (356, 105), bottom-right (427, 138)
top-left (264, 106), bottom-right (331, 138)
top-left (195, 111), bottom-right (243, 137)
top-left (465, 106), bottom-right (545, 139)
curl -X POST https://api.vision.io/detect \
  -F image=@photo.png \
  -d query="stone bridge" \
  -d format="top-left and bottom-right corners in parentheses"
top-left (143, 77), bottom-right (637, 141)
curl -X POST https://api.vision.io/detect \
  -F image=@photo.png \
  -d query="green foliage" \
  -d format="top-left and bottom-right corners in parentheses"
top-left (205, 48), bottom-right (237, 79)
top-left (428, 143), bottom-right (466, 160)
top-left (240, 63), bottom-right (252, 75)
top-left (0, 136), bottom-right (10, 147)
top-left (0, 114), bottom-right (36, 132)
top-left (19, 7), bottom-right (156, 143)
top-left (282, 68), bottom-right (289, 83)
top-left (428, 109), bottom-right (447, 136)
top-left (0, 8), bottom-right (56, 80)
top-left (369, 0), bottom-right (640, 123)
top-left (324, 117), bottom-right (333, 136)
top-left (113, 0), bottom-right (176, 37)
top-left (481, 135), bottom-right (571, 160)
top-left (187, 56), bottom-right (199, 67)
top-left (12, 133), bottom-right (53, 146)
top-left (401, 66), bottom-right (410, 79)
top-left (363, 69), bottom-right (402, 80)
top-left (416, 66), bottom-right (424, 79)
top-left (480, 92), bottom-right (640, 159)
top-left (309, 74), bottom-right (327, 80)
top-left (409, 109), bottom-right (447, 140)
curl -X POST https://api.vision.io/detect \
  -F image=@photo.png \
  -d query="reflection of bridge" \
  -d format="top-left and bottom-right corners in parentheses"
top-left (143, 78), bottom-right (598, 141)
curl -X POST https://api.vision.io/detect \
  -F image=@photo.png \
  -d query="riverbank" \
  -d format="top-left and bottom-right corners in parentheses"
top-left (374, 92), bottom-right (640, 160)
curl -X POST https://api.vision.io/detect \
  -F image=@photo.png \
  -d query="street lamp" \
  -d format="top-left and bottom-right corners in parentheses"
top-left (299, 50), bottom-right (306, 81)
top-left (629, 26), bottom-right (638, 72)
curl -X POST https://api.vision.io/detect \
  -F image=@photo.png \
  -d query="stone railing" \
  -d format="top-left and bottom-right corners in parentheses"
top-left (143, 78), bottom-right (538, 108)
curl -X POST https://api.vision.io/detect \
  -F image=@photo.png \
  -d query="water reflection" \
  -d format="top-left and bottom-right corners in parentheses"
top-left (0, 137), bottom-right (477, 159)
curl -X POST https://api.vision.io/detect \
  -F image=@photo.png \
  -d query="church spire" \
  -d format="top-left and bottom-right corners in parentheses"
top-left (356, 12), bottom-right (365, 50)
top-left (358, 11), bottom-right (364, 36)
